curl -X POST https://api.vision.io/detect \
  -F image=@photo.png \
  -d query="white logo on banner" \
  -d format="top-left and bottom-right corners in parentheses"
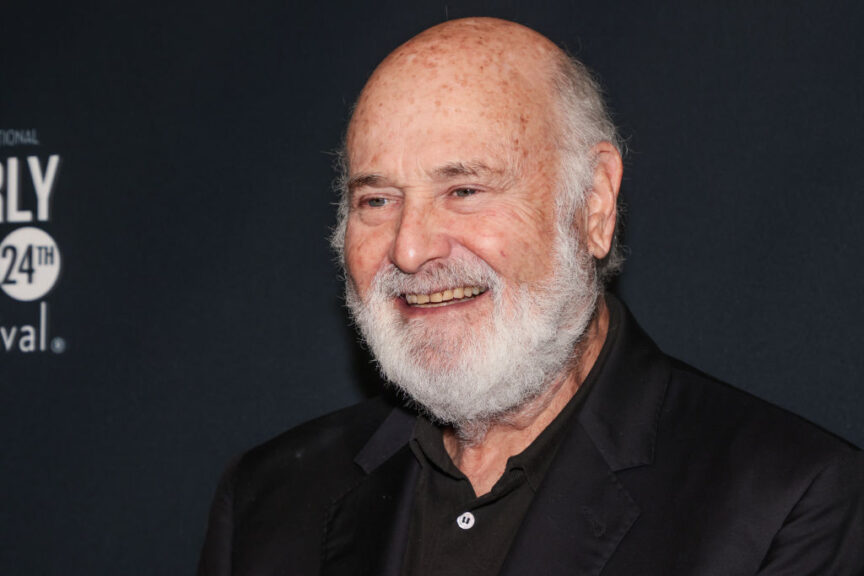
top-left (0, 227), bottom-right (61, 301)
top-left (0, 146), bottom-right (65, 353)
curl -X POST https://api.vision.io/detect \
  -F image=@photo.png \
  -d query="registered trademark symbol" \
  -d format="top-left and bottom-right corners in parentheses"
top-left (51, 336), bottom-right (66, 354)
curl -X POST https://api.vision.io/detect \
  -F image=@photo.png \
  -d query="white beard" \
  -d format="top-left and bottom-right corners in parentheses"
top-left (346, 225), bottom-right (600, 430)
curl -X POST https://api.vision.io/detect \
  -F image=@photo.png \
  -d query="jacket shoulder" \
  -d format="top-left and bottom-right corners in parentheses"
top-left (659, 357), bottom-right (861, 510)
top-left (198, 397), bottom-right (403, 576)
top-left (235, 396), bottom-right (397, 495)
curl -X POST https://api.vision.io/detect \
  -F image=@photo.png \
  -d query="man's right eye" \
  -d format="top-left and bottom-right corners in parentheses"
top-left (365, 197), bottom-right (388, 208)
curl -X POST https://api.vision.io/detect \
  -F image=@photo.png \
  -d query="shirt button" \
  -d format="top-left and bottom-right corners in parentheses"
top-left (456, 511), bottom-right (475, 530)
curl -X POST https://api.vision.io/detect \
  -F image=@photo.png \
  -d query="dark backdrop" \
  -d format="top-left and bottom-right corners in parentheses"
top-left (2, 1), bottom-right (862, 574)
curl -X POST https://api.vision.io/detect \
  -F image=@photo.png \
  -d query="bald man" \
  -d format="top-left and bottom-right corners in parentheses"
top-left (199, 19), bottom-right (864, 576)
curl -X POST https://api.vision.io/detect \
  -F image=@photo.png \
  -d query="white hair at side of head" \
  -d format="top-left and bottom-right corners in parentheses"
top-left (330, 144), bottom-right (350, 268)
top-left (551, 52), bottom-right (625, 285)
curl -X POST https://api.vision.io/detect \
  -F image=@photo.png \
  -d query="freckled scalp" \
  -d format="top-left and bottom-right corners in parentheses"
top-left (347, 18), bottom-right (565, 155)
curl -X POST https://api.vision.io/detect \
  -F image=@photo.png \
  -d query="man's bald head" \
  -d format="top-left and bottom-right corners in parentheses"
top-left (348, 18), bottom-right (562, 152)
top-left (334, 17), bottom-right (622, 283)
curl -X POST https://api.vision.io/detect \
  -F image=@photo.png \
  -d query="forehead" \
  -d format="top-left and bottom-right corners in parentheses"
top-left (347, 36), bottom-right (560, 175)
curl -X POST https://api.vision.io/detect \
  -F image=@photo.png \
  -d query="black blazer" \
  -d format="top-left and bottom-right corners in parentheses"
top-left (198, 299), bottom-right (864, 575)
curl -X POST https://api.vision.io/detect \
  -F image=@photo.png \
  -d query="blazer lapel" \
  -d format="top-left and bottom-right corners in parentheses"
top-left (321, 406), bottom-right (418, 576)
top-left (502, 296), bottom-right (671, 576)
top-left (500, 422), bottom-right (640, 576)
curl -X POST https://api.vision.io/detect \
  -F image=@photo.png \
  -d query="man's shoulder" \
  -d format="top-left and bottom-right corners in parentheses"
top-left (663, 357), bottom-right (860, 476)
top-left (236, 395), bottom-right (399, 482)
top-left (199, 397), bottom-right (412, 574)
top-left (598, 296), bottom-right (859, 471)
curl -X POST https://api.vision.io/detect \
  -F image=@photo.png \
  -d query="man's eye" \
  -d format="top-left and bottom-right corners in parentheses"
top-left (364, 197), bottom-right (388, 207)
top-left (452, 188), bottom-right (478, 198)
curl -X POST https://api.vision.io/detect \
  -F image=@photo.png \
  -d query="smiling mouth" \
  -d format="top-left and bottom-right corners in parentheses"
top-left (403, 286), bottom-right (488, 307)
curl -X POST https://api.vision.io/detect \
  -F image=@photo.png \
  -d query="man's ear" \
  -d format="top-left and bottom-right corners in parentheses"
top-left (583, 141), bottom-right (623, 259)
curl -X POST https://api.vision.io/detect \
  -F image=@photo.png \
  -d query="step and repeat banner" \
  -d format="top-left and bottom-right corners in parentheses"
top-left (3, 2), bottom-right (863, 574)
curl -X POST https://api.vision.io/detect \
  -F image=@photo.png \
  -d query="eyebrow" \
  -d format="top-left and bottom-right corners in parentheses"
top-left (348, 173), bottom-right (397, 194)
top-left (348, 161), bottom-right (506, 194)
top-left (431, 161), bottom-right (503, 180)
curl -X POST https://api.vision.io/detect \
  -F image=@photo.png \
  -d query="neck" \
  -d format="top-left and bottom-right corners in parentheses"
top-left (442, 297), bottom-right (609, 496)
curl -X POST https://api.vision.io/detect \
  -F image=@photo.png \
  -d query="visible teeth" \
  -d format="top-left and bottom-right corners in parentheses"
top-left (404, 286), bottom-right (486, 306)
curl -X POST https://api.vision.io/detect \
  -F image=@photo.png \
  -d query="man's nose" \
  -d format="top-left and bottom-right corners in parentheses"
top-left (389, 200), bottom-right (451, 274)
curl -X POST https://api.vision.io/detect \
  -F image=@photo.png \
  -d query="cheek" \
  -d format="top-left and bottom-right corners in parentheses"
top-left (465, 208), bottom-right (558, 283)
top-left (345, 223), bottom-right (392, 291)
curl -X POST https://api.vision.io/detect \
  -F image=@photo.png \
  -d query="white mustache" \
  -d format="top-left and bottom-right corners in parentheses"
top-left (370, 258), bottom-right (501, 298)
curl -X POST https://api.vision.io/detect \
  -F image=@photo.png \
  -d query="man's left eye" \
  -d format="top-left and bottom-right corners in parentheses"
top-left (452, 188), bottom-right (478, 198)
